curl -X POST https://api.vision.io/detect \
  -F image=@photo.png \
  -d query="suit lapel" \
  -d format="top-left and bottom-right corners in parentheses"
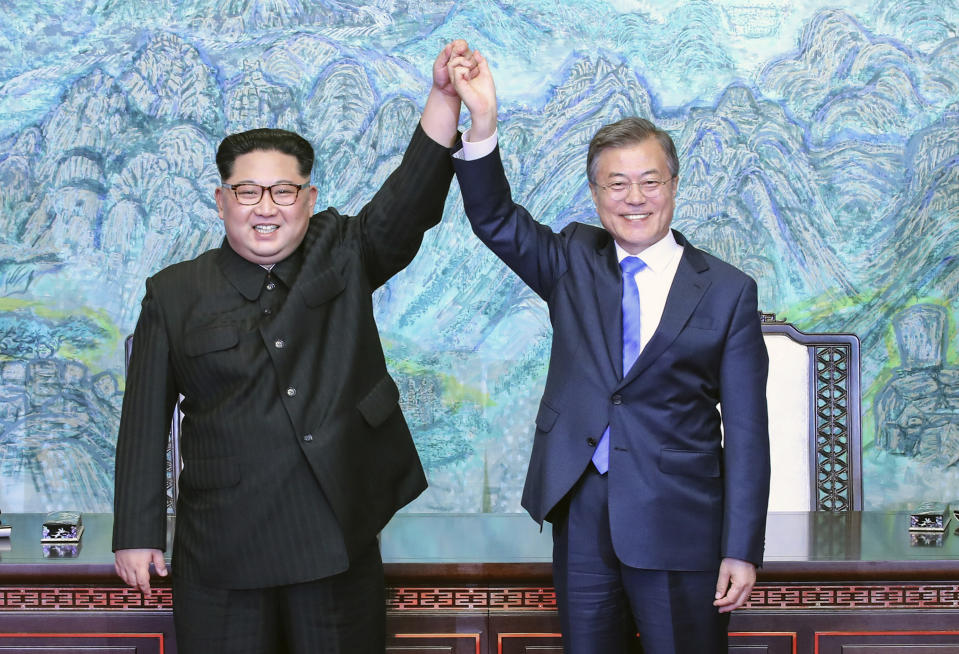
top-left (620, 236), bottom-right (711, 387)
top-left (595, 239), bottom-right (625, 378)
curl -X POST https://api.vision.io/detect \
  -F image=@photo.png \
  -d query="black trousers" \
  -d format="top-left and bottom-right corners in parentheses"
top-left (172, 540), bottom-right (385, 654)
top-left (551, 466), bottom-right (729, 654)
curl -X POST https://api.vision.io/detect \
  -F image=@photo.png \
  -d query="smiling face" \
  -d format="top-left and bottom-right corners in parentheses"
top-left (214, 149), bottom-right (317, 265)
top-left (589, 137), bottom-right (677, 255)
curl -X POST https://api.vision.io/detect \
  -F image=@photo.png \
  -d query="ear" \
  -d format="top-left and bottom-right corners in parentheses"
top-left (307, 185), bottom-right (319, 212)
top-left (214, 186), bottom-right (226, 221)
top-left (589, 182), bottom-right (600, 207)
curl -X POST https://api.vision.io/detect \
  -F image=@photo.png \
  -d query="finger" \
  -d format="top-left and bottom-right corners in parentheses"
top-left (153, 552), bottom-right (169, 577)
top-left (435, 43), bottom-right (454, 73)
top-left (715, 584), bottom-right (749, 612)
top-left (451, 64), bottom-right (473, 86)
top-left (134, 565), bottom-right (153, 595)
top-left (115, 561), bottom-right (131, 587)
top-left (448, 54), bottom-right (473, 69)
top-left (714, 570), bottom-right (730, 600)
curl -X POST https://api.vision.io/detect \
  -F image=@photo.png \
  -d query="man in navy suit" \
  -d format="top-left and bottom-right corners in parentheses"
top-left (448, 53), bottom-right (770, 653)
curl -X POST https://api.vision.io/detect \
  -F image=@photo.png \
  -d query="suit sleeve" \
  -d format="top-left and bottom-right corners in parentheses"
top-left (452, 145), bottom-right (568, 300)
top-left (112, 278), bottom-right (178, 552)
top-left (353, 123), bottom-right (456, 289)
top-left (718, 276), bottom-right (770, 566)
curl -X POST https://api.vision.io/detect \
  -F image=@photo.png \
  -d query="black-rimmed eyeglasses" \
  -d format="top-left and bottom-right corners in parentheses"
top-left (222, 182), bottom-right (310, 206)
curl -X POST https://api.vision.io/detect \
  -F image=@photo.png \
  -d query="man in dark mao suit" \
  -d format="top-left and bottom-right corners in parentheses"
top-left (447, 53), bottom-right (770, 653)
top-left (112, 41), bottom-right (477, 654)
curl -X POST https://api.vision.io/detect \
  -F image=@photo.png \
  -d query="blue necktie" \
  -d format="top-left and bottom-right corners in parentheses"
top-left (592, 256), bottom-right (646, 474)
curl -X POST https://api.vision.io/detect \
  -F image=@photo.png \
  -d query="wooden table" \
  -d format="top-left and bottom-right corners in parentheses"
top-left (1, 512), bottom-right (958, 653)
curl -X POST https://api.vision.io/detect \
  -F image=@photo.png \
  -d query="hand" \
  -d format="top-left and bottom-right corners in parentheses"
top-left (433, 39), bottom-right (477, 98)
top-left (115, 548), bottom-right (168, 595)
top-left (421, 39), bottom-right (476, 146)
top-left (448, 49), bottom-right (497, 140)
top-left (713, 557), bottom-right (756, 613)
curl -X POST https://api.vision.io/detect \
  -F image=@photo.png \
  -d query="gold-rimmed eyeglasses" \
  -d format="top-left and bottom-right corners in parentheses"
top-left (222, 182), bottom-right (310, 206)
top-left (593, 177), bottom-right (675, 200)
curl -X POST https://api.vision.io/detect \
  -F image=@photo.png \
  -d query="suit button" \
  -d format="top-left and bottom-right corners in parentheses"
top-left (612, 394), bottom-right (623, 405)
top-left (274, 339), bottom-right (286, 349)
top-left (266, 281), bottom-right (276, 291)
top-left (586, 437), bottom-right (597, 447)
top-left (303, 433), bottom-right (313, 442)
top-left (286, 387), bottom-right (296, 397)
top-left (262, 308), bottom-right (272, 316)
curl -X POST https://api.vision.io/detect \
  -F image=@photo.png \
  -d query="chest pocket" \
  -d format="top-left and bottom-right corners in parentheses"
top-left (299, 269), bottom-right (346, 307)
top-left (184, 325), bottom-right (239, 356)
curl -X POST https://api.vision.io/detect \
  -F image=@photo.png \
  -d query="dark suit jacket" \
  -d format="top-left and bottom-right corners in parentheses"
top-left (453, 147), bottom-right (770, 570)
top-left (113, 125), bottom-right (453, 589)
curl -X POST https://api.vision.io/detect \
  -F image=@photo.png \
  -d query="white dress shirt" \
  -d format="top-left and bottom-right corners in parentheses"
top-left (614, 235), bottom-right (683, 354)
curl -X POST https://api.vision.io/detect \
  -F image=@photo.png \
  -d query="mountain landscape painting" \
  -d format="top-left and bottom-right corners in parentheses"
top-left (0, 0), bottom-right (957, 513)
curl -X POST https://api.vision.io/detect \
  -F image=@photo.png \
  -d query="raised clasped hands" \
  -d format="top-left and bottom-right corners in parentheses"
top-left (423, 39), bottom-right (481, 146)
top-left (447, 47), bottom-right (497, 141)
top-left (433, 39), bottom-right (478, 98)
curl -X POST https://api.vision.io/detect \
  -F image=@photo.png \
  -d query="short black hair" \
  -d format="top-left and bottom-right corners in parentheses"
top-left (586, 117), bottom-right (679, 183)
top-left (215, 128), bottom-right (314, 180)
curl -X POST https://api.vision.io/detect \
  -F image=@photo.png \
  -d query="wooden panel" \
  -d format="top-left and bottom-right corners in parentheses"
top-left (389, 612), bottom-right (486, 654)
top-left (729, 631), bottom-right (798, 654)
top-left (0, 635), bottom-right (153, 653)
top-left (816, 630), bottom-right (959, 653)
top-left (388, 633), bottom-right (480, 654)
top-left (0, 612), bottom-right (173, 654)
top-left (496, 632), bottom-right (563, 654)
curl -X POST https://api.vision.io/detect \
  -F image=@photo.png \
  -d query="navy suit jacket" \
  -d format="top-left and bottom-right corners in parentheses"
top-left (454, 147), bottom-right (770, 570)
top-left (113, 125), bottom-right (452, 588)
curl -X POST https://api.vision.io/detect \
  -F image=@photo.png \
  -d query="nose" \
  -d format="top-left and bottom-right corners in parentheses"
top-left (255, 191), bottom-right (279, 214)
top-left (624, 182), bottom-right (646, 203)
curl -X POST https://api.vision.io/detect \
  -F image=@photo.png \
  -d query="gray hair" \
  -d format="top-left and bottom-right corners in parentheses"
top-left (586, 117), bottom-right (679, 183)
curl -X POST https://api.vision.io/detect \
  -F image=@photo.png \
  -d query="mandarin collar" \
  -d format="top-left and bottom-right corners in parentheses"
top-left (216, 238), bottom-right (304, 300)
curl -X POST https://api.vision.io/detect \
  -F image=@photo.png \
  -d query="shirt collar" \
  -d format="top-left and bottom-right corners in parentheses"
top-left (614, 230), bottom-right (682, 273)
top-left (216, 238), bottom-right (303, 300)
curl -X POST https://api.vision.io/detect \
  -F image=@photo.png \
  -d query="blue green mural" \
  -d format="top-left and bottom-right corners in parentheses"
top-left (0, 0), bottom-right (957, 513)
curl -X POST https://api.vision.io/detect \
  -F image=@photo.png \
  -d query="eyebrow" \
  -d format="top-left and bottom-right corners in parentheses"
top-left (606, 169), bottom-right (662, 179)
top-left (229, 179), bottom-right (303, 185)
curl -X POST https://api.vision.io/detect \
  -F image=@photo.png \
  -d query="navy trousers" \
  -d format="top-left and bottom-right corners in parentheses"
top-left (171, 539), bottom-right (385, 654)
top-left (551, 466), bottom-right (729, 654)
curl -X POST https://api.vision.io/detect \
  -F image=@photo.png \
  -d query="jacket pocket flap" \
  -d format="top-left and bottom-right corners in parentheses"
top-left (357, 375), bottom-right (400, 427)
top-left (184, 326), bottom-right (238, 356)
top-left (179, 457), bottom-right (241, 490)
top-left (535, 401), bottom-right (559, 432)
top-left (658, 448), bottom-right (720, 477)
top-left (300, 269), bottom-right (346, 307)
top-left (685, 317), bottom-right (718, 330)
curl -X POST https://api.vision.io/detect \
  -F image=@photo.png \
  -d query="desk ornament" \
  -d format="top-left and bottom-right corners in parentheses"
top-left (41, 511), bottom-right (83, 542)
top-left (909, 502), bottom-right (950, 532)
top-left (909, 502), bottom-right (948, 545)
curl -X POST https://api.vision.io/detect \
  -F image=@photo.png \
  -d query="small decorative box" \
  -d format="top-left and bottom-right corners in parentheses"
top-left (909, 502), bottom-right (950, 532)
top-left (41, 511), bottom-right (84, 542)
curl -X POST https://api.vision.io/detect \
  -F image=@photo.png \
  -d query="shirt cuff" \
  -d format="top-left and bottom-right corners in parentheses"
top-left (453, 128), bottom-right (498, 161)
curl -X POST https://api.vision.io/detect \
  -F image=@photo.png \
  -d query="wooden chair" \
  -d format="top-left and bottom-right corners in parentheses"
top-left (760, 313), bottom-right (862, 512)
